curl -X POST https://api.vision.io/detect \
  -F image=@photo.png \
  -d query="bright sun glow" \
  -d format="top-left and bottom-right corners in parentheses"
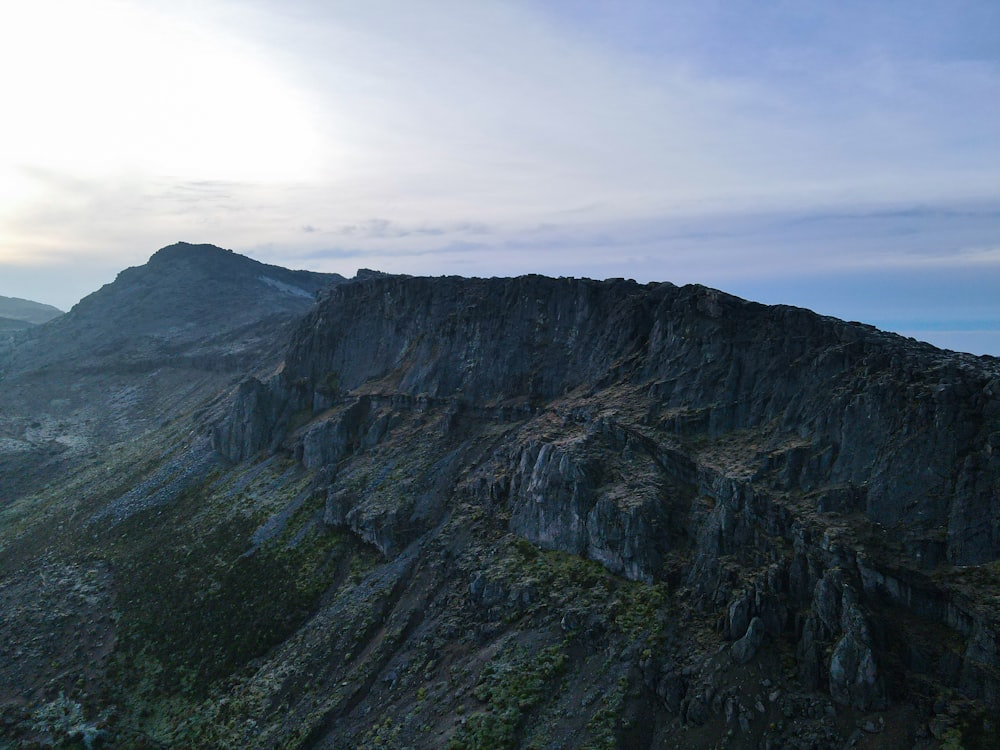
top-left (0, 0), bottom-right (323, 211)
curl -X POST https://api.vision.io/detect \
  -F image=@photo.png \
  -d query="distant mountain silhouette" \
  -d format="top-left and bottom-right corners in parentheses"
top-left (0, 294), bottom-right (62, 324)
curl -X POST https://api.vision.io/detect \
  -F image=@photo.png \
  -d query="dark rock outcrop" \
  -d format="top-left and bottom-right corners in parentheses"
top-left (828, 600), bottom-right (886, 710)
top-left (210, 272), bottom-right (1000, 739)
top-left (731, 616), bottom-right (766, 664)
top-left (225, 274), bottom-right (1000, 565)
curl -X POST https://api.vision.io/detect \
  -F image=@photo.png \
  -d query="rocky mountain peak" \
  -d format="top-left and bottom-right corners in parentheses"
top-left (148, 240), bottom-right (235, 264)
top-left (23, 243), bottom-right (346, 355)
top-left (0, 246), bottom-right (347, 461)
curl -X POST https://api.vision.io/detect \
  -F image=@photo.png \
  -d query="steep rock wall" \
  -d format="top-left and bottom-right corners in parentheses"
top-left (202, 266), bottom-right (1000, 730)
top-left (217, 274), bottom-right (1000, 565)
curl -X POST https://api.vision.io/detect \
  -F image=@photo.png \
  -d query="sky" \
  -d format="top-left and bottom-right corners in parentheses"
top-left (1, 0), bottom-right (999, 355)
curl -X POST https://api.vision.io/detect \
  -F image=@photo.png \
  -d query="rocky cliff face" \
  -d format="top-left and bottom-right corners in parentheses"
top-left (222, 274), bottom-right (1000, 565)
top-left (3, 261), bottom-right (999, 749)
top-left (203, 273), bottom-right (1000, 748)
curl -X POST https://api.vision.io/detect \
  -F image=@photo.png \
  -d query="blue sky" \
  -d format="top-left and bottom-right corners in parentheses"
top-left (1, 0), bottom-right (998, 354)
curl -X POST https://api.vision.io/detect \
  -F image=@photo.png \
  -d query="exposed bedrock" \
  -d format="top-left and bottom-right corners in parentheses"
top-left (216, 274), bottom-right (1000, 565)
top-left (211, 274), bottom-right (1000, 715)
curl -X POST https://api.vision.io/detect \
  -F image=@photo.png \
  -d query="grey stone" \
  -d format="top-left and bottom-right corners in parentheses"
top-left (828, 605), bottom-right (886, 710)
top-left (732, 616), bottom-right (766, 664)
top-left (727, 591), bottom-right (752, 641)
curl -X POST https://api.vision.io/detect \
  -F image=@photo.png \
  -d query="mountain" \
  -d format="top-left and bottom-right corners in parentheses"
top-left (4, 242), bottom-right (343, 374)
top-left (0, 242), bottom-right (345, 499)
top-left (0, 294), bottom-right (63, 325)
top-left (1, 256), bottom-right (998, 749)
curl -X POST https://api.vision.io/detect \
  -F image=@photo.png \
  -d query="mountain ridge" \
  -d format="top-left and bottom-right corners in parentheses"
top-left (221, 273), bottom-right (1000, 563)
top-left (1, 248), bottom-right (998, 749)
top-left (2, 242), bottom-right (345, 377)
top-left (0, 294), bottom-right (63, 325)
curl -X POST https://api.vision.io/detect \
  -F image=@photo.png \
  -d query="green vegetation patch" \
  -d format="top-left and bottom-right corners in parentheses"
top-left (497, 540), bottom-right (675, 644)
top-left (91, 460), bottom-right (379, 745)
top-left (447, 643), bottom-right (568, 750)
top-left (584, 675), bottom-right (630, 750)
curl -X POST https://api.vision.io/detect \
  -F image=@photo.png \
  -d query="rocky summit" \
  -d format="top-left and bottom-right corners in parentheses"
top-left (0, 243), bottom-right (344, 501)
top-left (0, 248), bottom-right (998, 749)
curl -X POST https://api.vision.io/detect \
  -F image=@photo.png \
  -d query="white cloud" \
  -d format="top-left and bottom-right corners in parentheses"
top-left (0, 0), bottom-right (324, 180)
top-left (1, 0), bottom-right (999, 353)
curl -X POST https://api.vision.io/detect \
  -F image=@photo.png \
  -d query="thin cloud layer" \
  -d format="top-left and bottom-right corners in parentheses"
top-left (1, 0), bottom-right (998, 352)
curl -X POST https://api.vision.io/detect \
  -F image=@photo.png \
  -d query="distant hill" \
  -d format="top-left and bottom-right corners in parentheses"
top-left (0, 316), bottom-right (35, 333)
top-left (0, 295), bottom-right (62, 324)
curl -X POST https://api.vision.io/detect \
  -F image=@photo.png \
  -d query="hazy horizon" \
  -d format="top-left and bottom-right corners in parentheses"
top-left (2, 1), bottom-right (999, 355)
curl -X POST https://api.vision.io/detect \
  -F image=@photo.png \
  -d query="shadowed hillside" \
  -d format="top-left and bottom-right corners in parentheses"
top-left (1, 250), bottom-right (998, 749)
